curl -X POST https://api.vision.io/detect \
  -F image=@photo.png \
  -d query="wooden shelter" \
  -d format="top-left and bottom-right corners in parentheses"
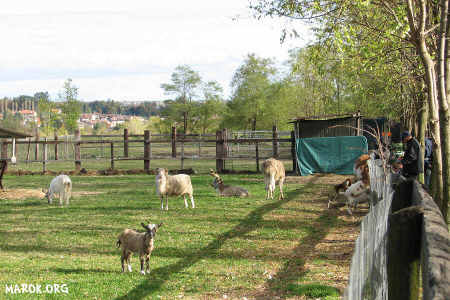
top-left (0, 127), bottom-right (33, 189)
top-left (289, 112), bottom-right (363, 139)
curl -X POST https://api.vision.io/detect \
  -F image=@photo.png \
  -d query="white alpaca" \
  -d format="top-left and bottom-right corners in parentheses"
top-left (262, 158), bottom-right (285, 200)
top-left (44, 175), bottom-right (72, 206)
top-left (155, 168), bottom-right (195, 210)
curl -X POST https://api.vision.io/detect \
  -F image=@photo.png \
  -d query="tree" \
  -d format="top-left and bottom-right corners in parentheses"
top-left (160, 65), bottom-right (202, 133)
top-left (37, 94), bottom-right (55, 136)
top-left (225, 54), bottom-right (277, 130)
top-left (60, 79), bottom-right (81, 134)
top-left (193, 81), bottom-right (226, 134)
top-left (250, 0), bottom-right (450, 221)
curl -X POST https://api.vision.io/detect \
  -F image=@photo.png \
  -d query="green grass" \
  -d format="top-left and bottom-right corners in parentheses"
top-left (0, 173), bottom-right (350, 299)
top-left (287, 283), bottom-right (340, 298)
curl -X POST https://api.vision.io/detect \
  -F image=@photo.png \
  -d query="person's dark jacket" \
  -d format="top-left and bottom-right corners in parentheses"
top-left (424, 138), bottom-right (433, 170)
top-left (402, 137), bottom-right (423, 176)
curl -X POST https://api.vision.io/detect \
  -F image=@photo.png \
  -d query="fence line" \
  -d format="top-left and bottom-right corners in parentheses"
top-left (0, 127), bottom-right (296, 173)
top-left (345, 160), bottom-right (450, 300)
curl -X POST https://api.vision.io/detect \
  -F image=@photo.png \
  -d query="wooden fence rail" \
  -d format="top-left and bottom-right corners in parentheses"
top-left (1, 127), bottom-right (297, 173)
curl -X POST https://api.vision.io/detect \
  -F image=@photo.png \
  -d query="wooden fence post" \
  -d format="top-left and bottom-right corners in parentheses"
top-left (54, 134), bottom-right (59, 160)
top-left (26, 138), bottom-right (31, 161)
top-left (43, 138), bottom-right (48, 173)
top-left (272, 125), bottom-right (279, 158)
top-left (34, 129), bottom-right (39, 160)
top-left (223, 128), bottom-right (228, 171)
top-left (181, 133), bottom-right (185, 170)
top-left (256, 141), bottom-right (260, 172)
top-left (110, 142), bottom-right (114, 170)
top-left (1, 139), bottom-right (7, 160)
top-left (291, 131), bottom-right (297, 174)
top-left (216, 130), bottom-right (224, 173)
top-left (171, 126), bottom-right (176, 158)
top-left (74, 129), bottom-right (81, 172)
top-left (14, 138), bottom-right (18, 160)
top-left (144, 130), bottom-right (150, 173)
top-left (124, 128), bottom-right (129, 158)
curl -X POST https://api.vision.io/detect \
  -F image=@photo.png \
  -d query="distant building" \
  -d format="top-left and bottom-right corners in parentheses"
top-left (18, 110), bottom-right (38, 125)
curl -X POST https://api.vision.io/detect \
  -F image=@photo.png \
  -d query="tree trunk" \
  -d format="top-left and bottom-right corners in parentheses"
top-left (417, 35), bottom-right (444, 210)
top-left (417, 94), bottom-right (428, 184)
top-left (437, 0), bottom-right (450, 221)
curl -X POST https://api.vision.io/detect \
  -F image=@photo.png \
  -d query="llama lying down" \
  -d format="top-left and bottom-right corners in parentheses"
top-left (43, 175), bottom-right (72, 206)
top-left (209, 169), bottom-right (249, 197)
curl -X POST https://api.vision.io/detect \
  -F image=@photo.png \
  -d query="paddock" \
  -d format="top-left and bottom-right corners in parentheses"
top-left (0, 172), bottom-right (363, 299)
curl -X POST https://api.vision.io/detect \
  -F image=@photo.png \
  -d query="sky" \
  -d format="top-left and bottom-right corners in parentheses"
top-left (0, 1), bottom-right (312, 102)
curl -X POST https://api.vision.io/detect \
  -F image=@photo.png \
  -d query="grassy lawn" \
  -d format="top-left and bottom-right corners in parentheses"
top-left (0, 172), bottom-right (360, 299)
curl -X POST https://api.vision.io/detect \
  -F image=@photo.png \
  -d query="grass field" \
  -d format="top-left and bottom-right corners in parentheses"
top-left (0, 172), bottom-right (361, 299)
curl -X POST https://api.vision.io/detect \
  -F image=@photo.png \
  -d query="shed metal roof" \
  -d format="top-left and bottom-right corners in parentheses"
top-left (0, 127), bottom-right (33, 138)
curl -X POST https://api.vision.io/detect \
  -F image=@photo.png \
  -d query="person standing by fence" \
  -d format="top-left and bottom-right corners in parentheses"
top-left (400, 131), bottom-right (423, 180)
top-left (424, 137), bottom-right (433, 189)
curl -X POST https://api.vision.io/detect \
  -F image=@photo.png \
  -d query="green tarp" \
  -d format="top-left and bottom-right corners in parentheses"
top-left (296, 136), bottom-right (368, 175)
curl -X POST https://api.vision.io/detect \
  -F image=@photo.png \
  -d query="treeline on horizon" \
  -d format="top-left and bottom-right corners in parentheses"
top-left (0, 94), bottom-right (164, 118)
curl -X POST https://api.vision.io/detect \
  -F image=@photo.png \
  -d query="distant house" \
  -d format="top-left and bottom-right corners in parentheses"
top-left (18, 110), bottom-right (38, 125)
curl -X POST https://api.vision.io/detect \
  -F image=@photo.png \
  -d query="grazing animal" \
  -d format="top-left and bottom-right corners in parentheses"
top-left (43, 174), bottom-right (72, 206)
top-left (353, 154), bottom-right (370, 185)
top-left (209, 169), bottom-right (249, 197)
top-left (328, 178), bottom-right (352, 208)
top-left (262, 158), bottom-right (285, 200)
top-left (155, 168), bottom-right (195, 210)
top-left (341, 180), bottom-right (371, 215)
top-left (116, 222), bottom-right (162, 274)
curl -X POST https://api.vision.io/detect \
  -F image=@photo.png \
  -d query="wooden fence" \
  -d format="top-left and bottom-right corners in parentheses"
top-left (0, 127), bottom-right (298, 173)
top-left (345, 160), bottom-right (450, 300)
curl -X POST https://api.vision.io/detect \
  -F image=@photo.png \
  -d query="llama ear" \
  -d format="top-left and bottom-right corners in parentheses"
top-left (141, 223), bottom-right (151, 231)
top-left (157, 223), bottom-right (163, 229)
top-left (164, 168), bottom-right (168, 175)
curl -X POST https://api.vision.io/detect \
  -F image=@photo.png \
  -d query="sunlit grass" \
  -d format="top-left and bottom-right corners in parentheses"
top-left (0, 173), bottom-right (350, 299)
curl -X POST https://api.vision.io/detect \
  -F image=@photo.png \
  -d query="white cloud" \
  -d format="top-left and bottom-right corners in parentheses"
top-left (0, 0), bottom-right (312, 101)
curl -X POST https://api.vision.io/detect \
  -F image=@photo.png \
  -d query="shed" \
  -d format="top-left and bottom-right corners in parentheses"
top-left (289, 112), bottom-right (363, 139)
top-left (0, 126), bottom-right (33, 189)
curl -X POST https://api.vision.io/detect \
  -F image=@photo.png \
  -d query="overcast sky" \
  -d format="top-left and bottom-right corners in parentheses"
top-left (0, 1), bottom-right (311, 102)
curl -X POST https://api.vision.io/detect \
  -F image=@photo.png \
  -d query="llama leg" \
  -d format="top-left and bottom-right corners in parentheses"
top-left (160, 196), bottom-right (164, 210)
top-left (279, 179), bottom-right (285, 200)
top-left (165, 196), bottom-right (169, 210)
top-left (140, 256), bottom-right (145, 274)
top-left (126, 252), bottom-right (132, 272)
top-left (264, 178), bottom-right (269, 200)
top-left (183, 195), bottom-right (188, 208)
top-left (59, 193), bottom-right (63, 206)
top-left (145, 255), bottom-right (150, 273)
top-left (190, 194), bottom-right (195, 208)
top-left (121, 251), bottom-right (126, 272)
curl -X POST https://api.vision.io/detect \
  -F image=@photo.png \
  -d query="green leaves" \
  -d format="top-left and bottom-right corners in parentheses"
top-left (60, 79), bottom-right (82, 134)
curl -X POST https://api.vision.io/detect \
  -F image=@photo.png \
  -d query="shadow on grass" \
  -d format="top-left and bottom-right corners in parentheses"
top-left (253, 210), bottom-right (338, 299)
top-left (51, 267), bottom-right (118, 274)
top-left (115, 176), bottom-right (321, 300)
top-left (0, 244), bottom-right (117, 256)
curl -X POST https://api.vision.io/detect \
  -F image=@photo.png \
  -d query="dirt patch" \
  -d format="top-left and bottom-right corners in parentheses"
top-left (72, 191), bottom-right (104, 197)
top-left (0, 189), bottom-right (103, 200)
top-left (0, 189), bottom-right (45, 200)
